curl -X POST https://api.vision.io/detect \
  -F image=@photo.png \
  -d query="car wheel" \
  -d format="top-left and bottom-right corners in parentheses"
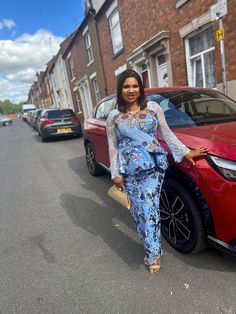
top-left (85, 143), bottom-right (105, 176)
top-left (4, 121), bottom-right (10, 126)
top-left (160, 178), bottom-right (207, 253)
top-left (41, 134), bottom-right (48, 142)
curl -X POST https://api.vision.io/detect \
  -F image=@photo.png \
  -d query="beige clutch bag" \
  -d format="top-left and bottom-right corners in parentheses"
top-left (107, 185), bottom-right (131, 209)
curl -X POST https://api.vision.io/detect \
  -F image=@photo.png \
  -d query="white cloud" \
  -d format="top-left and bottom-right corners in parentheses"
top-left (0, 19), bottom-right (16, 30)
top-left (0, 29), bottom-right (63, 103)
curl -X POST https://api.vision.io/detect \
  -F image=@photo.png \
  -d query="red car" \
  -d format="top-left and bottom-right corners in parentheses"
top-left (83, 87), bottom-right (236, 256)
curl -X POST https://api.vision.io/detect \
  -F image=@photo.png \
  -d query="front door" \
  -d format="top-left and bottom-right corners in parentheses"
top-left (156, 55), bottom-right (169, 87)
top-left (79, 80), bottom-right (93, 119)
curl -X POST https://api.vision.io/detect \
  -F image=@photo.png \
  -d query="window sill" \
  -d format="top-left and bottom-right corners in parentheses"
top-left (87, 60), bottom-right (94, 67)
top-left (176, 0), bottom-right (189, 9)
top-left (112, 48), bottom-right (124, 59)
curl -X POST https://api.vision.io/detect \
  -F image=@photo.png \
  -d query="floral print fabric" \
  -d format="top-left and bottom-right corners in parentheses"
top-left (106, 101), bottom-right (190, 179)
top-left (106, 101), bottom-right (190, 265)
top-left (124, 169), bottom-right (165, 265)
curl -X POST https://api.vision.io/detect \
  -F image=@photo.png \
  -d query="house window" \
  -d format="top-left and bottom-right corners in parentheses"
top-left (109, 8), bottom-right (123, 55)
top-left (141, 63), bottom-right (149, 88)
top-left (92, 77), bottom-right (100, 103)
top-left (68, 56), bottom-right (75, 80)
top-left (186, 27), bottom-right (216, 88)
top-left (84, 32), bottom-right (94, 64)
top-left (75, 90), bottom-right (82, 112)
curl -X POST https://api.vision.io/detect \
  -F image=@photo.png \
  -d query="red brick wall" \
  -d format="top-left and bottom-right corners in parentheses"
top-left (96, 0), bottom-right (236, 94)
top-left (65, 18), bottom-right (107, 115)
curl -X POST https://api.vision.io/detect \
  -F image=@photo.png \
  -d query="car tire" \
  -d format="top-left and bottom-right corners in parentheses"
top-left (85, 143), bottom-right (106, 176)
top-left (160, 178), bottom-right (207, 253)
top-left (4, 121), bottom-right (10, 126)
top-left (41, 134), bottom-right (48, 142)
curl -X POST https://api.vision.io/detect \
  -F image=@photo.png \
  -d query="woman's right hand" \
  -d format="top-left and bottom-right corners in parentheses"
top-left (113, 176), bottom-right (124, 189)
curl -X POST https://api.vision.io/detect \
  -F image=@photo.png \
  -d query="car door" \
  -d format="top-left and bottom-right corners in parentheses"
top-left (88, 97), bottom-right (116, 167)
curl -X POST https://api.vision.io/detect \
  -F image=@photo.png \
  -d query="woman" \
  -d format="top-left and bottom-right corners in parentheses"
top-left (106, 69), bottom-right (208, 274)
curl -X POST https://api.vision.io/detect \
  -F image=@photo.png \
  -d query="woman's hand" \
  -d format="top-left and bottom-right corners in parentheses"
top-left (184, 146), bottom-right (209, 166)
top-left (113, 176), bottom-right (124, 188)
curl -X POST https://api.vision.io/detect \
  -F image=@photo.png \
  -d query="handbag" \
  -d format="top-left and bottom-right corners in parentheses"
top-left (107, 185), bottom-right (131, 209)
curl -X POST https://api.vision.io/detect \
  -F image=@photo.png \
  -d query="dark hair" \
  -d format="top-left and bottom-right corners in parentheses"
top-left (116, 69), bottom-right (147, 113)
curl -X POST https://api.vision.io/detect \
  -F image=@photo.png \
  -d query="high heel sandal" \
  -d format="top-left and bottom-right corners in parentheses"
top-left (144, 257), bottom-right (161, 274)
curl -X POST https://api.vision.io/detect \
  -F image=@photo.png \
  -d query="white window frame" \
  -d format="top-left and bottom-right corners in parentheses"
top-left (185, 28), bottom-right (216, 88)
top-left (91, 75), bottom-right (100, 103)
top-left (68, 56), bottom-right (75, 80)
top-left (74, 90), bottom-right (82, 113)
top-left (84, 31), bottom-right (94, 65)
top-left (106, 1), bottom-right (123, 55)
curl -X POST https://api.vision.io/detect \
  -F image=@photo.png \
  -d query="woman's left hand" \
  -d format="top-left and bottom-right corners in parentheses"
top-left (184, 146), bottom-right (209, 166)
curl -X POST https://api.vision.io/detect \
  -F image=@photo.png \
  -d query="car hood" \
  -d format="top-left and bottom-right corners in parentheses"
top-left (173, 121), bottom-right (236, 161)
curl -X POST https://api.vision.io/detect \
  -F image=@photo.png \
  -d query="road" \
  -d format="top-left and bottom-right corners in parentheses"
top-left (0, 119), bottom-right (235, 314)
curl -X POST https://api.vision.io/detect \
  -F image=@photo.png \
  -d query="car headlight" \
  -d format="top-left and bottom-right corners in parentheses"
top-left (206, 155), bottom-right (236, 181)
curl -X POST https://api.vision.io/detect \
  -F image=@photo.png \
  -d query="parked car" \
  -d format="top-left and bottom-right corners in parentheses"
top-left (26, 110), bottom-right (36, 125)
top-left (22, 104), bottom-right (36, 121)
top-left (0, 115), bottom-right (13, 126)
top-left (83, 87), bottom-right (236, 256)
top-left (37, 108), bottom-right (82, 142)
top-left (31, 108), bottom-right (42, 130)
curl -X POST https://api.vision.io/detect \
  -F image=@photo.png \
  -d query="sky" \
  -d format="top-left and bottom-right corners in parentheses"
top-left (0, 0), bottom-right (85, 103)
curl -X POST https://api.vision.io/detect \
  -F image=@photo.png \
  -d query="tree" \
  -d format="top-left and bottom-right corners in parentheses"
top-left (0, 99), bottom-right (23, 114)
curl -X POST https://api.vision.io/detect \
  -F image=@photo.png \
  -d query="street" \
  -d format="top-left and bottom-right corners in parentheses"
top-left (0, 119), bottom-right (235, 314)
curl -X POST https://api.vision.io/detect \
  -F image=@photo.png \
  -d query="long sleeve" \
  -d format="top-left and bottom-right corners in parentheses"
top-left (106, 110), bottom-right (121, 179)
top-left (150, 101), bottom-right (190, 162)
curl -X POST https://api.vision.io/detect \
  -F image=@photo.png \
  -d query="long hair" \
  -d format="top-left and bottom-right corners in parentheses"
top-left (116, 69), bottom-right (147, 113)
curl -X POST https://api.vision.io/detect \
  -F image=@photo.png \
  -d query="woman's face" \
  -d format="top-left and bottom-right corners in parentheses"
top-left (121, 77), bottom-right (140, 105)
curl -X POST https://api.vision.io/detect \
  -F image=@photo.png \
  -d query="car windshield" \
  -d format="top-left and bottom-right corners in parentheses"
top-left (47, 109), bottom-right (75, 119)
top-left (147, 90), bottom-right (236, 128)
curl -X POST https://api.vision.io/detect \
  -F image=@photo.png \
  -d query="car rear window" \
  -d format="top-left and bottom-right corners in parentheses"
top-left (47, 109), bottom-right (76, 119)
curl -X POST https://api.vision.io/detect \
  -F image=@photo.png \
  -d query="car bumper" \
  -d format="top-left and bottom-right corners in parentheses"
top-left (42, 124), bottom-right (82, 137)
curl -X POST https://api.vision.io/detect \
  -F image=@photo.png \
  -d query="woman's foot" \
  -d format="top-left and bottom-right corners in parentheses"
top-left (144, 257), bottom-right (161, 274)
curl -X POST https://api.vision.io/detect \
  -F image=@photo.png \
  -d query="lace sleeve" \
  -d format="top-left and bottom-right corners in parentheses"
top-left (149, 101), bottom-right (190, 162)
top-left (106, 110), bottom-right (121, 179)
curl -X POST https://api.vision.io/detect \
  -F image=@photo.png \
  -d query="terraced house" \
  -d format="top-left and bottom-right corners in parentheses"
top-left (28, 0), bottom-right (236, 120)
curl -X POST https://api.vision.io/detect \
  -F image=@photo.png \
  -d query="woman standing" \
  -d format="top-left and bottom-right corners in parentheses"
top-left (106, 69), bottom-right (208, 274)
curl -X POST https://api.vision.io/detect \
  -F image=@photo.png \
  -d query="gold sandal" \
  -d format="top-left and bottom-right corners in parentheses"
top-left (144, 257), bottom-right (161, 274)
top-left (149, 263), bottom-right (160, 274)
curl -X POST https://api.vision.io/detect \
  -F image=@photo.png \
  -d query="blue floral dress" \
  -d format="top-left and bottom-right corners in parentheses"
top-left (106, 101), bottom-right (189, 265)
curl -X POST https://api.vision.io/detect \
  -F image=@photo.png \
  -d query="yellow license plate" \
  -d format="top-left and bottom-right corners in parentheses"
top-left (57, 128), bottom-right (72, 133)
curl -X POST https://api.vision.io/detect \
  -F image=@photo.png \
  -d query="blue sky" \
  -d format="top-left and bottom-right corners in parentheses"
top-left (0, 0), bottom-right (85, 103)
top-left (0, 0), bottom-right (85, 39)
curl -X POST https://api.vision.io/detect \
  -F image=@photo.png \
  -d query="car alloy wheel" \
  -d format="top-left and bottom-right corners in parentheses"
top-left (160, 178), bottom-right (206, 253)
top-left (85, 143), bottom-right (105, 176)
top-left (4, 121), bottom-right (10, 126)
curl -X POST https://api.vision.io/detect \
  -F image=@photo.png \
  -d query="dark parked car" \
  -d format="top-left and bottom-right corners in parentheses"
top-left (83, 87), bottom-right (236, 256)
top-left (37, 108), bottom-right (82, 142)
top-left (0, 115), bottom-right (13, 126)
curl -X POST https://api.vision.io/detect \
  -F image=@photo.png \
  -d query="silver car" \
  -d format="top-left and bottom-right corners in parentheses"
top-left (0, 115), bottom-right (13, 126)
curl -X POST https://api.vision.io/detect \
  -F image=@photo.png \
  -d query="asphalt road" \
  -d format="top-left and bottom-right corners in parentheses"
top-left (0, 119), bottom-right (235, 314)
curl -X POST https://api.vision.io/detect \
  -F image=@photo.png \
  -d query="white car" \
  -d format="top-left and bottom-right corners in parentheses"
top-left (0, 115), bottom-right (13, 126)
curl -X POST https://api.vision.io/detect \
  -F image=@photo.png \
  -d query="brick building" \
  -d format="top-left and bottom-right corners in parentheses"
top-left (62, 4), bottom-right (107, 120)
top-left (28, 0), bottom-right (236, 115)
top-left (95, 0), bottom-right (236, 98)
